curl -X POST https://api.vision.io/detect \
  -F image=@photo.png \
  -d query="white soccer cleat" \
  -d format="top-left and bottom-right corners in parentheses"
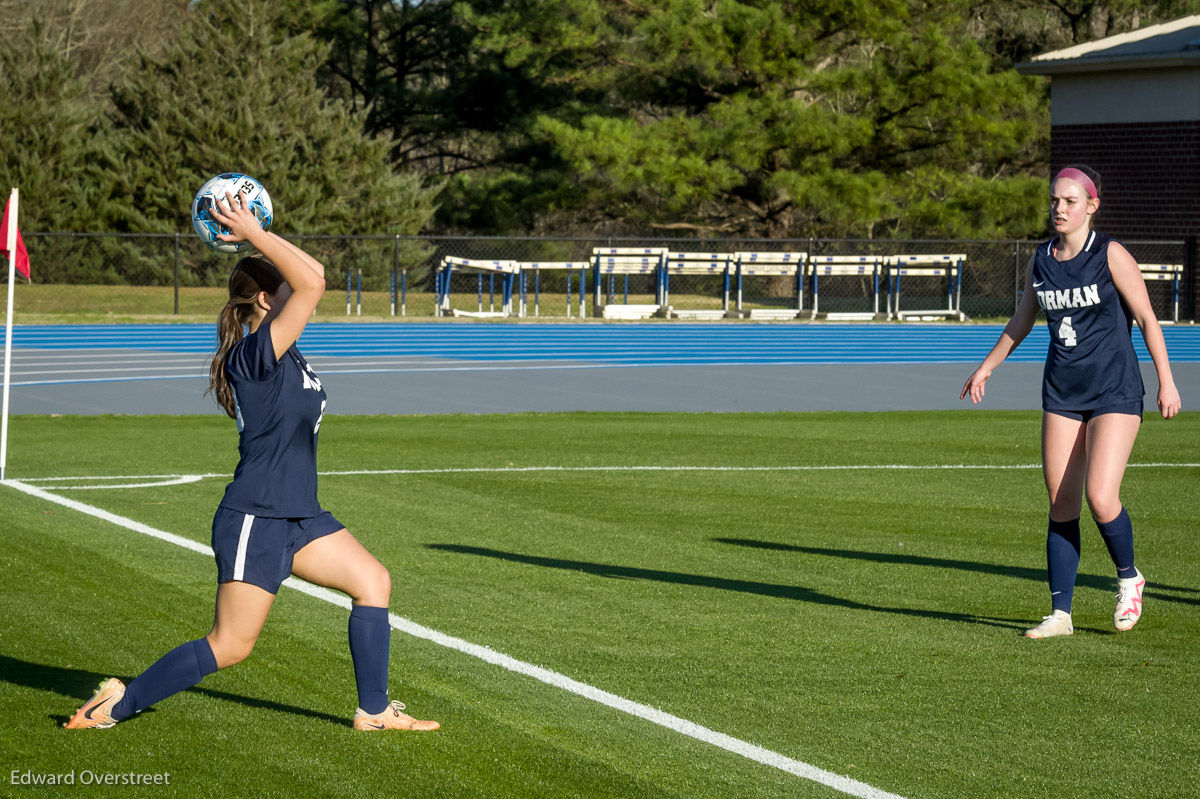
top-left (1114, 570), bottom-right (1146, 632)
top-left (1024, 609), bottom-right (1073, 639)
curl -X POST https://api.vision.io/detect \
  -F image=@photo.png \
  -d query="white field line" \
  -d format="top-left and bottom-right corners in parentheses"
top-left (48, 476), bottom-right (207, 490)
top-left (21, 461), bottom-right (1200, 489)
top-left (3, 476), bottom-right (905, 799)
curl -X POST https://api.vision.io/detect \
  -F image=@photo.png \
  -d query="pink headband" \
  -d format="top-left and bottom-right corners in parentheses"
top-left (1054, 168), bottom-right (1098, 199)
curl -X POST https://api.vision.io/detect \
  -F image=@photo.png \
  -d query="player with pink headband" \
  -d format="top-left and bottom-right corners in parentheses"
top-left (1055, 167), bottom-right (1098, 199)
top-left (961, 163), bottom-right (1182, 639)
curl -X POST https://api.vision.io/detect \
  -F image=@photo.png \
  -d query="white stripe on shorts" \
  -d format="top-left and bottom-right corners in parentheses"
top-left (234, 513), bottom-right (255, 581)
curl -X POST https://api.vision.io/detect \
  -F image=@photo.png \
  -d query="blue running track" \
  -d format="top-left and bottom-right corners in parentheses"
top-left (8, 323), bottom-right (1200, 366)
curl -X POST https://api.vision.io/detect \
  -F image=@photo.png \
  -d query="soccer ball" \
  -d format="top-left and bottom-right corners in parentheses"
top-left (191, 173), bottom-right (273, 254)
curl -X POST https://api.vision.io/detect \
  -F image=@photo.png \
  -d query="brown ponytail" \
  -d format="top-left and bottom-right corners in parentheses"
top-left (206, 257), bottom-right (285, 418)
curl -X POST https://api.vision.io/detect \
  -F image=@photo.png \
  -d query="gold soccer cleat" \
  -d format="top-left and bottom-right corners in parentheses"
top-left (64, 678), bottom-right (126, 729)
top-left (352, 699), bottom-right (439, 732)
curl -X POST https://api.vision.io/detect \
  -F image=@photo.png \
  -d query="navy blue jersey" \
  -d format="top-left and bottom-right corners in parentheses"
top-left (219, 320), bottom-right (327, 517)
top-left (1032, 231), bottom-right (1144, 411)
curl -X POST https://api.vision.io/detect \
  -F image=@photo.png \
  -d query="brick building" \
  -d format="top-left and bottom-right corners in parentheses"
top-left (1017, 15), bottom-right (1200, 321)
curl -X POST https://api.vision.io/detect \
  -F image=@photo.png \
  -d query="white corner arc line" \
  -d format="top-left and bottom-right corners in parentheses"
top-left (3, 476), bottom-right (904, 799)
top-left (20, 473), bottom-right (227, 482)
top-left (53, 476), bottom-right (206, 490)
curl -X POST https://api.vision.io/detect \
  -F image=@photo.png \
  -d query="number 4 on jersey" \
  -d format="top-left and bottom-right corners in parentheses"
top-left (1058, 316), bottom-right (1077, 347)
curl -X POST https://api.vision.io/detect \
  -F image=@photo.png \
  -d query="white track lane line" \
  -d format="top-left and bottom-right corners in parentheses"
top-left (0, 477), bottom-right (907, 799)
top-left (14, 365), bottom-right (211, 377)
top-left (8, 355), bottom-right (461, 368)
top-left (6, 354), bottom-right (207, 363)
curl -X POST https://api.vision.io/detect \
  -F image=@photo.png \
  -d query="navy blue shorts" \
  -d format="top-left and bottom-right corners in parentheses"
top-left (1046, 400), bottom-right (1143, 423)
top-left (211, 506), bottom-right (345, 594)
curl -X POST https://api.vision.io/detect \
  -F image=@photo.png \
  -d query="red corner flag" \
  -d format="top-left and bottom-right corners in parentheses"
top-left (1, 191), bottom-right (31, 282)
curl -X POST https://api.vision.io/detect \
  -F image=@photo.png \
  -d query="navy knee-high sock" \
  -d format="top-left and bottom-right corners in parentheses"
top-left (348, 605), bottom-right (391, 715)
top-left (1097, 506), bottom-right (1136, 580)
top-left (111, 638), bottom-right (218, 721)
top-left (1046, 517), bottom-right (1082, 614)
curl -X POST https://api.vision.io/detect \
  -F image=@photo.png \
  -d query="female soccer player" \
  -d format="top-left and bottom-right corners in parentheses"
top-left (961, 165), bottom-right (1181, 639)
top-left (65, 191), bottom-right (438, 730)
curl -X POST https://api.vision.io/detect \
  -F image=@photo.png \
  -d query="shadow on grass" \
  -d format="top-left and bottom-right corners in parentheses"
top-left (426, 543), bottom-right (1036, 632)
top-left (0, 654), bottom-right (348, 728)
top-left (714, 538), bottom-right (1200, 607)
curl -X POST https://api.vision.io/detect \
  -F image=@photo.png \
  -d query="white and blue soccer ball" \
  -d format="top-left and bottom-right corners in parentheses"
top-left (191, 173), bottom-right (273, 254)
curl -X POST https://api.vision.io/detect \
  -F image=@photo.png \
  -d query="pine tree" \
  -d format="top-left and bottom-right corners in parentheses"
top-left (0, 21), bottom-right (107, 233)
top-left (453, 0), bottom-right (1049, 239)
top-left (94, 0), bottom-right (437, 246)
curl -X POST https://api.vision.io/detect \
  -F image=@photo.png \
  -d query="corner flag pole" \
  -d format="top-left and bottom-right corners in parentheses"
top-left (1, 188), bottom-right (18, 481)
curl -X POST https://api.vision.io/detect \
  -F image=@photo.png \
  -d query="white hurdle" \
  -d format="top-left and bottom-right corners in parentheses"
top-left (592, 247), bottom-right (668, 319)
top-left (732, 252), bottom-right (807, 320)
top-left (516, 261), bottom-right (591, 318)
top-left (662, 252), bottom-right (733, 320)
top-left (435, 256), bottom-right (520, 318)
top-left (807, 255), bottom-right (886, 321)
top-left (1138, 263), bottom-right (1184, 323)
top-left (886, 254), bottom-right (967, 321)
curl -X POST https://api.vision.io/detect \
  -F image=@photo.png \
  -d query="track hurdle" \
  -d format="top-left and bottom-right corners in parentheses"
top-left (732, 252), bottom-right (807, 320)
top-left (591, 247), bottom-right (667, 319)
top-left (886, 254), bottom-right (967, 321)
top-left (435, 256), bottom-right (519, 318)
top-left (1139, 263), bottom-right (1184, 323)
top-left (807, 255), bottom-right (886, 320)
top-left (515, 261), bottom-right (591, 318)
top-left (662, 252), bottom-right (734, 320)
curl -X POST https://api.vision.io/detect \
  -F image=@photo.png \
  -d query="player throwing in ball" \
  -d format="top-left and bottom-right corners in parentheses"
top-left (65, 191), bottom-right (438, 731)
top-left (961, 165), bottom-right (1181, 639)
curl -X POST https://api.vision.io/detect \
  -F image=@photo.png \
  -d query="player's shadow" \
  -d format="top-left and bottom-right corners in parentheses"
top-left (714, 538), bottom-right (1200, 608)
top-left (426, 543), bottom-right (1033, 632)
top-left (0, 654), bottom-right (349, 728)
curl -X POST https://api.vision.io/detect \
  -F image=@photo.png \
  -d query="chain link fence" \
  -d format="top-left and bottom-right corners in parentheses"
top-left (2, 232), bottom-right (1192, 323)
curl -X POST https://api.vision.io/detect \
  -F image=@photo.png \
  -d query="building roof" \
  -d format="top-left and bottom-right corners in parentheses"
top-left (1016, 14), bottom-right (1200, 74)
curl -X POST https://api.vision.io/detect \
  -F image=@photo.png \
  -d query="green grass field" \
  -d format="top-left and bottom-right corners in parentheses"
top-left (0, 283), bottom-right (1014, 324)
top-left (1, 412), bottom-right (1197, 798)
top-left (0, 283), bottom-right (440, 323)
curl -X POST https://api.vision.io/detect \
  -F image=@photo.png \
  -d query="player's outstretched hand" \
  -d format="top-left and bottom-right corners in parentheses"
top-left (960, 366), bottom-right (991, 404)
top-left (210, 191), bottom-right (264, 246)
top-left (1158, 382), bottom-right (1182, 419)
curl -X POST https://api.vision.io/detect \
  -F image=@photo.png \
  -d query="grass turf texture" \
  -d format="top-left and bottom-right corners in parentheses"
top-left (0, 283), bottom-right (1016, 324)
top-left (1, 411), bottom-right (1197, 799)
top-left (0, 284), bottom-right (440, 323)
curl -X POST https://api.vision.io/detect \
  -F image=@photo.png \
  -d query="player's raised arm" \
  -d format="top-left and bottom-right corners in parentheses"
top-left (264, 231), bottom-right (325, 280)
top-left (210, 191), bottom-right (325, 360)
